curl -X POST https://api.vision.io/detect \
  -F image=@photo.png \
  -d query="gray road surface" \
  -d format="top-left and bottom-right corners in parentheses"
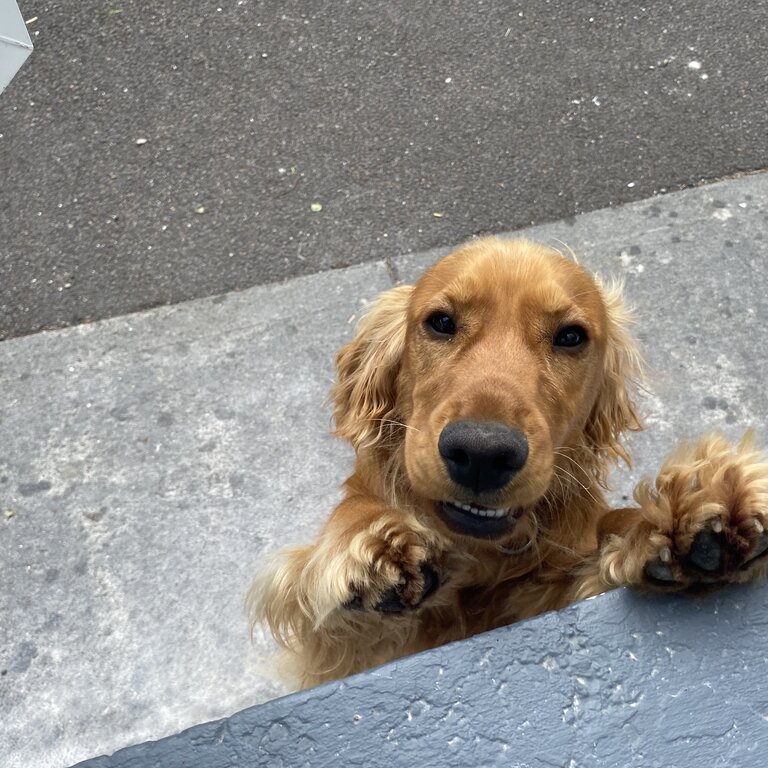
top-left (2, 0), bottom-right (768, 338)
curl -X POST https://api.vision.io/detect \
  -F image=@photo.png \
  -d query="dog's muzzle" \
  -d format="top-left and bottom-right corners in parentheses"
top-left (435, 420), bottom-right (528, 538)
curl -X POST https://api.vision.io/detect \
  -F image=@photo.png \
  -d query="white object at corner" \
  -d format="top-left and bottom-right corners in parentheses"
top-left (0, 0), bottom-right (32, 94)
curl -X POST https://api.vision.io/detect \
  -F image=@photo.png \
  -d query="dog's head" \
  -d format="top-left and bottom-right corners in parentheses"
top-left (333, 238), bottom-right (642, 541)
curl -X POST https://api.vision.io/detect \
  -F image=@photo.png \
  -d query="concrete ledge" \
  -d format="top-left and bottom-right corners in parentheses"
top-left (74, 584), bottom-right (768, 767)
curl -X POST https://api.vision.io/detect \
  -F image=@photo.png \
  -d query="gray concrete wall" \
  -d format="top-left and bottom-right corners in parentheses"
top-left (74, 584), bottom-right (768, 767)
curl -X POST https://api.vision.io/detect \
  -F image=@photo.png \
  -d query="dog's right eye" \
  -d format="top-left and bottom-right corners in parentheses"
top-left (425, 312), bottom-right (457, 338)
top-left (553, 324), bottom-right (588, 349)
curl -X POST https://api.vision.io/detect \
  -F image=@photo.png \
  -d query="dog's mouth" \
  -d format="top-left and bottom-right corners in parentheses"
top-left (435, 500), bottom-right (523, 539)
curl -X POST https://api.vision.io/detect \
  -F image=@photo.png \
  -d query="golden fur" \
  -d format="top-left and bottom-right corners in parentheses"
top-left (248, 237), bottom-right (768, 688)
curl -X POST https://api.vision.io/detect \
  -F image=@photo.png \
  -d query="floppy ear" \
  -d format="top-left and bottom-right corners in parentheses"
top-left (584, 280), bottom-right (644, 468)
top-left (332, 284), bottom-right (414, 450)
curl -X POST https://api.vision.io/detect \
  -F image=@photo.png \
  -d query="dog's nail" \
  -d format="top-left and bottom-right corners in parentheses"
top-left (659, 546), bottom-right (672, 564)
top-left (711, 518), bottom-right (723, 534)
top-left (755, 519), bottom-right (765, 534)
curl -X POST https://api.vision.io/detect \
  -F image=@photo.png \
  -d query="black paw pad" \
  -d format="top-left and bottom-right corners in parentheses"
top-left (686, 527), bottom-right (723, 572)
top-left (344, 565), bottom-right (441, 614)
top-left (644, 559), bottom-right (677, 585)
top-left (374, 564), bottom-right (441, 613)
top-left (373, 587), bottom-right (409, 613)
top-left (344, 595), bottom-right (365, 612)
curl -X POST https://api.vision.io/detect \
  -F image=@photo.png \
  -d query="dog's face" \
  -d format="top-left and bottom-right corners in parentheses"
top-left (333, 238), bottom-right (641, 543)
top-left (399, 239), bottom-right (612, 538)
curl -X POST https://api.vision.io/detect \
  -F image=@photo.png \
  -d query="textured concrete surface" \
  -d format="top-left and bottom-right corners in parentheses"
top-left (2, 172), bottom-right (768, 767)
top-left (3, 0), bottom-right (768, 338)
top-left (74, 584), bottom-right (768, 768)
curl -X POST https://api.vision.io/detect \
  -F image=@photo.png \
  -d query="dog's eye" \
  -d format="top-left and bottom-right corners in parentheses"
top-left (426, 312), bottom-right (457, 338)
top-left (553, 325), bottom-right (588, 348)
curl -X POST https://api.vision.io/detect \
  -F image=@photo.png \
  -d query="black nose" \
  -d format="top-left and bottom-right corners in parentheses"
top-left (438, 420), bottom-right (529, 493)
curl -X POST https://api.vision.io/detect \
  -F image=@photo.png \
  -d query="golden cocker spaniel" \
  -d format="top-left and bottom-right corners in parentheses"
top-left (249, 237), bottom-right (768, 688)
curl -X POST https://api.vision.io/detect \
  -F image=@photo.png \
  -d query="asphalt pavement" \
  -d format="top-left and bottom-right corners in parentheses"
top-left (2, 0), bottom-right (768, 338)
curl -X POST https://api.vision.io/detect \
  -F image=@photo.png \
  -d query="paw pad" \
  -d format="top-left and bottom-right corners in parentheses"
top-left (644, 557), bottom-right (676, 584)
top-left (686, 525), bottom-right (724, 573)
top-left (643, 514), bottom-right (768, 588)
top-left (345, 564), bottom-right (440, 614)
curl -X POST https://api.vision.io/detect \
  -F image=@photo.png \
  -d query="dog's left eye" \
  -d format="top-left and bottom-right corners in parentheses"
top-left (553, 325), bottom-right (588, 348)
top-left (426, 312), bottom-right (457, 337)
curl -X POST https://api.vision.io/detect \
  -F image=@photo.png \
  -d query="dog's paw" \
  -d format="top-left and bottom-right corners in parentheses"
top-left (641, 512), bottom-right (768, 588)
top-left (341, 518), bottom-right (444, 614)
top-left (604, 432), bottom-right (768, 589)
top-left (345, 563), bottom-right (440, 613)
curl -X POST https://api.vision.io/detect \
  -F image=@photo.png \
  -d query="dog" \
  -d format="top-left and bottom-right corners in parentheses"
top-left (248, 237), bottom-right (768, 689)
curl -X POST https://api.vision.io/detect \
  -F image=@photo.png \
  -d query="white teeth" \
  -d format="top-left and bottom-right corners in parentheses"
top-left (450, 501), bottom-right (510, 519)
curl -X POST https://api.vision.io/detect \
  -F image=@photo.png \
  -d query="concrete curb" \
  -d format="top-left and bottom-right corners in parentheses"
top-left (74, 584), bottom-right (768, 767)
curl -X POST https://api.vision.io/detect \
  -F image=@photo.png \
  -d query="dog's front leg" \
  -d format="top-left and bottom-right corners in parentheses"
top-left (582, 432), bottom-right (768, 596)
top-left (248, 493), bottom-right (448, 687)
